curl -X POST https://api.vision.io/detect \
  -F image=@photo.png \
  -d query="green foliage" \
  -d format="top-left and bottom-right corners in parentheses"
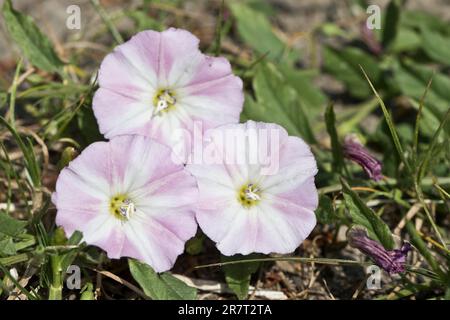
top-left (128, 259), bottom-right (197, 300)
top-left (341, 178), bottom-right (395, 250)
top-left (0, 116), bottom-right (41, 188)
top-left (325, 104), bottom-right (344, 173)
top-left (393, 61), bottom-right (450, 137)
top-left (420, 27), bottom-right (450, 65)
top-left (382, 0), bottom-right (401, 50)
top-left (2, 0), bottom-right (63, 73)
top-left (228, 2), bottom-right (296, 62)
top-left (222, 254), bottom-right (261, 300)
top-left (316, 194), bottom-right (337, 224)
top-left (323, 46), bottom-right (380, 99)
top-left (242, 62), bottom-right (316, 143)
top-left (0, 212), bottom-right (27, 238)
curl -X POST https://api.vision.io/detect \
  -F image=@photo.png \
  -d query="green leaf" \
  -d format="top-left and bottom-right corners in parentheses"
top-left (418, 109), bottom-right (450, 182)
top-left (59, 231), bottom-right (83, 272)
top-left (80, 283), bottom-right (95, 300)
top-left (323, 46), bottom-right (380, 99)
top-left (360, 66), bottom-right (412, 174)
top-left (126, 10), bottom-right (163, 32)
top-left (391, 27), bottom-right (421, 53)
top-left (0, 116), bottom-right (41, 187)
top-left (77, 106), bottom-right (104, 147)
top-left (2, 0), bottom-right (63, 73)
top-left (382, 0), bottom-right (401, 49)
top-left (393, 61), bottom-right (450, 136)
top-left (420, 27), bottom-right (450, 65)
top-left (222, 254), bottom-right (260, 300)
top-left (0, 236), bottom-right (16, 256)
top-left (341, 178), bottom-right (395, 250)
top-left (243, 62), bottom-right (316, 143)
top-left (185, 234), bottom-right (204, 255)
top-left (128, 259), bottom-right (197, 300)
top-left (405, 222), bottom-right (440, 274)
top-left (0, 212), bottom-right (27, 237)
top-left (325, 104), bottom-right (344, 173)
top-left (228, 2), bottom-right (296, 62)
top-left (278, 65), bottom-right (327, 115)
top-left (401, 10), bottom-right (450, 34)
top-left (316, 194), bottom-right (336, 224)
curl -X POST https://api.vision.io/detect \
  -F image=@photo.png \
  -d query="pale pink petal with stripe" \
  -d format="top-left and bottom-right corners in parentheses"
top-left (53, 135), bottom-right (198, 272)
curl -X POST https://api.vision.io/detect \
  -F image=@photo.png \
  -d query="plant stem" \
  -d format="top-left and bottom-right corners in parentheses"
top-left (414, 181), bottom-right (447, 249)
top-left (340, 97), bottom-right (379, 135)
top-left (7, 58), bottom-right (22, 129)
top-left (0, 253), bottom-right (29, 266)
top-left (196, 256), bottom-right (371, 269)
top-left (319, 176), bottom-right (450, 194)
top-left (405, 221), bottom-right (442, 276)
top-left (91, 0), bottom-right (123, 44)
top-left (48, 256), bottom-right (63, 300)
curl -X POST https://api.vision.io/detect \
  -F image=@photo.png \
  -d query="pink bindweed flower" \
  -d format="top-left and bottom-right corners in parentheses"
top-left (186, 121), bottom-right (318, 256)
top-left (93, 28), bottom-right (244, 154)
top-left (52, 135), bottom-right (198, 272)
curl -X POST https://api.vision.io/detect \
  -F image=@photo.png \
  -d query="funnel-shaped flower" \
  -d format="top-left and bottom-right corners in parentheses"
top-left (52, 135), bottom-right (198, 272)
top-left (186, 121), bottom-right (318, 255)
top-left (93, 28), bottom-right (244, 153)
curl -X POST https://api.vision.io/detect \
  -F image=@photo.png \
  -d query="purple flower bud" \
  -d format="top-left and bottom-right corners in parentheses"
top-left (360, 23), bottom-right (382, 56)
top-left (348, 228), bottom-right (411, 274)
top-left (343, 136), bottom-right (383, 181)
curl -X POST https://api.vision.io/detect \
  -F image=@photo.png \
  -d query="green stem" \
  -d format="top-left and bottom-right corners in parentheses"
top-left (8, 58), bottom-right (22, 129)
top-left (413, 76), bottom-right (433, 160)
top-left (91, 0), bottom-right (123, 44)
top-left (0, 253), bottom-right (29, 266)
top-left (0, 263), bottom-right (37, 300)
top-left (196, 256), bottom-right (371, 269)
top-left (319, 176), bottom-right (450, 194)
top-left (360, 66), bottom-right (413, 175)
top-left (340, 97), bottom-right (379, 135)
top-left (405, 221), bottom-right (442, 276)
top-left (414, 181), bottom-right (447, 249)
top-left (48, 256), bottom-right (63, 300)
top-left (213, 0), bottom-right (225, 56)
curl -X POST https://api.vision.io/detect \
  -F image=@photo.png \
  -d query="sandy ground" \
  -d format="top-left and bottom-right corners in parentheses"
top-left (1, 0), bottom-right (449, 62)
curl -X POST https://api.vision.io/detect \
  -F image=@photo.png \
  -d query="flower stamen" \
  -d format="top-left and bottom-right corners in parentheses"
top-left (110, 195), bottom-right (135, 221)
top-left (245, 184), bottom-right (261, 201)
top-left (238, 183), bottom-right (261, 208)
top-left (153, 89), bottom-right (177, 115)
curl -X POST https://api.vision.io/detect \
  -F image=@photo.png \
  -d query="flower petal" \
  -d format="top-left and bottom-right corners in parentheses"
top-left (214, 206), bottom-right (259, 256)
top-left (93, 88), bottom-right (152, 139)
top-left (98, 30), bottom-right (160, 94)
top-left (258, 198), bottom-right (317, 252)
top-left (188, 121), bottom-right (318, 256)
top-left (93, 28), bottom-right (244, 151)
top-left (259, 136), bottom-right (318, 192)
top-left (54, 135), bottom-right (198, 271)
top-left (196, 201), bottom-right (242, 245)
top-left (122, 207), bottom-right (197, 272)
